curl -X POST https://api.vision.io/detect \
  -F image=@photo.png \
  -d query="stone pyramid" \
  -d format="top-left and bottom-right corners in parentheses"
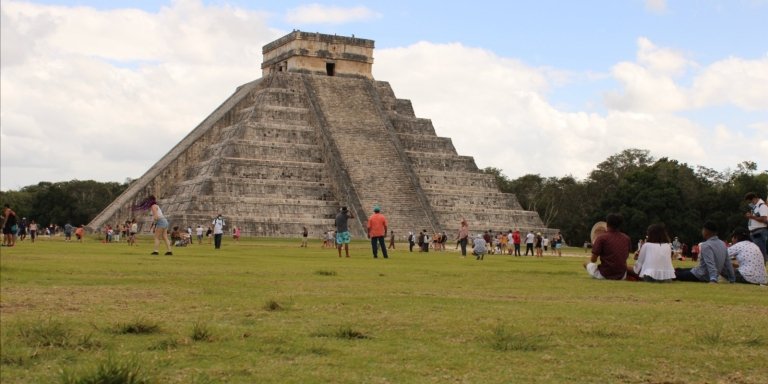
top-left (88, 31), bottom-right (549, 238)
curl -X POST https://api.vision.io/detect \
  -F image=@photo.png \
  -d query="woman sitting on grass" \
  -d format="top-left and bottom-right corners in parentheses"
top-left (727, 228), bottom-right (767, 285)
top-left (632, 223), bottom-right (676, 282)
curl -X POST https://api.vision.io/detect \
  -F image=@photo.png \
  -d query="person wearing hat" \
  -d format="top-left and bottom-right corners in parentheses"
top-left (584, 214), bottom-right (631, 280)
top-left (674, 221), bottom-right (735, 283)
top-left (727, 227), bottom-right (767, 285)
top-left (367, 205), bottom-right (388, 259)
top-left (472, 234), bottom-right (487, 260)
top-left (744, 192), bottom-right (768, 263)
top-left (335, 206), bottom-right (355, 258)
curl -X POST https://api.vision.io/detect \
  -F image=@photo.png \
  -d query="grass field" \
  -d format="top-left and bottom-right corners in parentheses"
top-left (1, 236), bottom-right (766, 383)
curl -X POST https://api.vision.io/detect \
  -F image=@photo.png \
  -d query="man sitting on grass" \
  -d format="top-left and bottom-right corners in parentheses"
top-left (584, 213), bottom-right (632, 280)
top-left (675, 221), bottom-right (735, 284)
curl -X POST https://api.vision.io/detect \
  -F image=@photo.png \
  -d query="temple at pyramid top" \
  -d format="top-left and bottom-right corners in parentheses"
top-left (88, 31), bottom-right (553, 239)
top-left (262, 31), bottom-right (375, 78)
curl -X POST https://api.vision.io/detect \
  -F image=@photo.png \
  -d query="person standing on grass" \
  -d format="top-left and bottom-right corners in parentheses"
top-left (196, 224), bottom-right (204, 245)
top-left (301, 226), bottom-right (309, 247)
top-left (64, 222), bottom-right (73, 242)
top-left (134, 195), bottom-right (172, 255)
top-left (744, 192), bottom-right (768, 263)
top-left (553, 231), bottom-right (564, 256)
top-left (535, 232), bottom-right (543, 257)
top-left (674, 221), bottom-right (734, 283)
top-left (525, 230), bottom-right (535, 256)
top-left (75, 225), bottom-right (85, 242)
top-left (233, 226), bottom-right (241, 242)
top-left (28, 220), bottom-right (38, 243)
top-left (206, 226), bottom-right (213, 244)
top-left (212, 214), bottom-right (225, 249)
top-left (129, 219), bottom-right (138, 246)
top-left (388, 230), bottom-right (396, 250)
top-left (335, 206), bottom-right (354, 258)
top-left (632, 224), bottom-right (676, 282)
top-left (367, 205), bottom-right (388, 259)
top-left (727, 227), bottom-right (767, 285)
top-left (408, 231), bottom-right (415, 252)
top-left (457, 220), bottom-right (469, 256)
top-left (584, 214), bottom-right (632, 280)
top-left (2, 204), bottom-right (18, 247)
top-left (512, 229), bottom-right (522, 256)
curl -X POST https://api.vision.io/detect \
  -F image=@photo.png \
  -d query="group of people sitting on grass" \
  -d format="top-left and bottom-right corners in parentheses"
top-left (585, 212), bottom-right (767, 285)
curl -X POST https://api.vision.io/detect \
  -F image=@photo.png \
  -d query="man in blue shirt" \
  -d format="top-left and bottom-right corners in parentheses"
top-left (675, 221), bottom-right (735, 283)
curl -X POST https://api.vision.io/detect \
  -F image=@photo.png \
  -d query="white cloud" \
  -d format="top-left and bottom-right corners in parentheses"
top-left (605, 37), bottom-right (768, 113)
top-left (285, 4), bottom-right (380, 25)
top-left (375, 41), bottom-right (763, 179)
top-left (0, 0), bottom-right (281, 190)
top-left (645, 0), bottom-right (667, 14)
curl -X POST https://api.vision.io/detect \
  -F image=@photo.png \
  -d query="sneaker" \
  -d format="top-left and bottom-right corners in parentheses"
top-left (151, 251), bottom-right (159, 255)
top-left (164, 251), bottom-right (173, 256)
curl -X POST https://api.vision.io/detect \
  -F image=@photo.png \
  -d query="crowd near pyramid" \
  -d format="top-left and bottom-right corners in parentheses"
top-left (88, 31), bottom-right (551, 238)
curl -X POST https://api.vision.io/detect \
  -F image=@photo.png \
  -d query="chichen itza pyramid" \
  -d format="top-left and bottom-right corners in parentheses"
top-left (88, 31), bottom-right (549, 238)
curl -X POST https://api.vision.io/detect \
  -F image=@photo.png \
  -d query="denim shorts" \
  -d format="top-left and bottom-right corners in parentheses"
top-left (155, 218), bottom-right (169, 229)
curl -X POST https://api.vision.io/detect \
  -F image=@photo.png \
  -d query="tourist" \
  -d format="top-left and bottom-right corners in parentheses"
top-left (440, 231), bottom-right (448, 250)
top-left (134, 195), bottom-right (172, 255)
top-left (513, 229), bottom-right (522, 256)
top-left (129, 219), bottom-right (138, 246)
top-left (535, 232), bottom-right (543, 257)
top-left (727, 228), bottom-right (767, 285)
top-left (672, 236), bottom-right (682, 259)
top-left (64, 222), bottom-right (73, 242)
top-left (29, 219), bottom-right (38, 243)
top-left (472, 234), bottom-right (487, 260)
top-left (212, 214), bottom-right (225, 249)
top-left (408, 231), bottom-right (415, 252)
top-left (233, 226), bottom-right (241, 242)
top-left (74, 225), bottom-right (85, 242)
top-left (420, 229), bottom-right (429, 252)
top-left (525, 230), bottom-right (535, 256)
top-left (2, 204), bottom-right (18, 247)
top-left (206, 226), bottom-right (213, 244)
top-left (632, 224), bottom-right (676, 282)
top-left (500, 231), bottom-right (509, 254)
top-left (584, 214), bottom-right (631, 280)
top-left (553, 231), bottom-right (563, 256)
top-left (541, 235), bottom-right (549, 255)
top-left (483, 231), bottom-right (492, 254)
top-left (335, 206), bottom-right (354, 258)
top-left (743, 192), bottom-right (768, 263)
top-left (367, 205), bottom-right (388, 259)
top-left (18, 217), bottom-right (27, 241)
top-left (196, 224), bottom-right (204, 245)
top-left (300, 226), bottom-right (309, 247)
top-left (171, 226), bottom-right (182, 246)
top-left (458, 219), bottom-right (469, 257)
top-left (388, 230), bottom-right (396, 250)
top-left (674, 221), bottom-right (734, 283)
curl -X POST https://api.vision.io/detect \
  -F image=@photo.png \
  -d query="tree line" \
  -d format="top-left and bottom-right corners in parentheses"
top-left (0, 180), bottom-right (130, 227)
top-left (483, 148), bottom-right (766, 250)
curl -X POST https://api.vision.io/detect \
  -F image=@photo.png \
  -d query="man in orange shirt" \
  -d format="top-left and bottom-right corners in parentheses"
top-left (367, 205), bottom-right (388, 259)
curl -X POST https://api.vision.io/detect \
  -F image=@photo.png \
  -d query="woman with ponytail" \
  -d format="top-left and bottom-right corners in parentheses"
top-left (134, 195), bottom-right (172, 255)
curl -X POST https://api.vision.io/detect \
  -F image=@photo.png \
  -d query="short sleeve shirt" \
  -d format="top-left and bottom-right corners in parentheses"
top-left (591, 229), bottom-right (631, 280)
top-left (728, 240), bottom-right (767, 284)
top-left (367, 213), bottom-right (387, 237)
top-left (335, 211), bottom-right (350, 233)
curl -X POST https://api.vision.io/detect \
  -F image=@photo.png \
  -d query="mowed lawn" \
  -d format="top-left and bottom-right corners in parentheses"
top-left (1, 237), bottom-right (766, 384)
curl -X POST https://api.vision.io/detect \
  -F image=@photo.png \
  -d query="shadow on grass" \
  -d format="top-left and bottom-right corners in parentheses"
top-left (312, 326), bottom-right (370, 340)
top-left (488, 324), bottom-right (549, 352)
top-left (61, 355), bottom-right (152, 384)
top-left (315, 270), bottom-right (337, 276)
top-left (113, 318), bottom-right (160, 335)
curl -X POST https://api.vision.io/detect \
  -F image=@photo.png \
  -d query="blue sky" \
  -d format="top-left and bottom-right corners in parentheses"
top-left (1, 0), bottom-right (766, 190)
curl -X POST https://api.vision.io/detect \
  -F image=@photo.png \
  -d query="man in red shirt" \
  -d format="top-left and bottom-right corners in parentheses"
top-left (585, 214), bottom-right (631, 280)
top-left (367, 205), bottom-right (388, 259)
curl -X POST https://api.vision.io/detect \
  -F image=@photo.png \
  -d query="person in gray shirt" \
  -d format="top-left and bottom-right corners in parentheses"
top-left (335, 207), bottom-right (355, 258)
top-left (675, 221), bottom-right (735, 283)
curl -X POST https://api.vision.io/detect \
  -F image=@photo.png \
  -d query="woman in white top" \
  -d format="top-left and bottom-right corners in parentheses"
top-left (633, 224), bottom-right (676, 282)
top-left (728, 228), bottom-right (767, 285)
top-left (134, 195), bottom-right (172, 256)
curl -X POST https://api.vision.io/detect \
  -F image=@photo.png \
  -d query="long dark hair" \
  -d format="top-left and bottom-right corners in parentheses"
top-left (132, 195), bottom-right (157, 211)
top-left (646, 223), bottom-right (670, 244)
